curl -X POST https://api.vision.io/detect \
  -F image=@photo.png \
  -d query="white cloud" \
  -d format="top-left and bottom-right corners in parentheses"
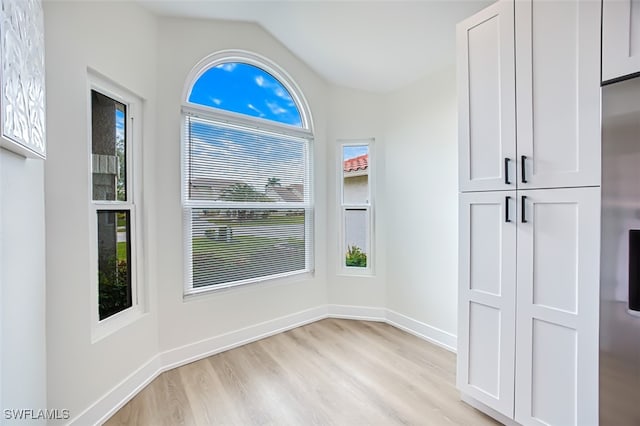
top-left (255, 75), bottom-right (265, 87)
top-left (217, 63), bottom-right (237, 72)
top-left (210, 98), bottom-right (222, 106)
top-left (247, 103), bottom-right (266, 117)
top-left (265, 100), bottom-right (288, 116)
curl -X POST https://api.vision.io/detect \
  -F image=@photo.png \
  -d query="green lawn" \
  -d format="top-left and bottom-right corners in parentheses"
top-left (191, 234), bottom-right (305, 287)
top-left (206, 214), bottom-right (305, 227)
top-left (193, 235), bottom-right (281, 261)
top-left (117, 241), bottom-right (128, 262)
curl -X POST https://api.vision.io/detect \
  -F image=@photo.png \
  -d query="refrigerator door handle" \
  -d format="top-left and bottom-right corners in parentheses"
top-left (629, 230), bottom-right (640, 313)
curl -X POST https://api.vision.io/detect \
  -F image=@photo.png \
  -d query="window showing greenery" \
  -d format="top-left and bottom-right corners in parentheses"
top-left (341, 142), bottom-right (372, 272)
top-left (183, 55), bottom-right (313, 293)
top-left (97, 210), bottom-right (131, 320)
top-left (91, 85), bottom-right (138, 322)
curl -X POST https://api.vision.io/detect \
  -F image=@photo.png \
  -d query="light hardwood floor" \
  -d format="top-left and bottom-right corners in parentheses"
top-left (105, 319), bottom-right (499, 425)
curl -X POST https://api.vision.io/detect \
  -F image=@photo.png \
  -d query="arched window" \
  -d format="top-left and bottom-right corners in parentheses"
top-left (182, 51), bottom-right (314, 294)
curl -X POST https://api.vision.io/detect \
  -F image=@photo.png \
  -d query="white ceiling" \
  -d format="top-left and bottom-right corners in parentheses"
top-left (138, 1), bottom-right (493, 93)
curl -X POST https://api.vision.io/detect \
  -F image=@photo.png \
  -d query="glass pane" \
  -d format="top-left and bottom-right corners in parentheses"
top-left (345, 208), bottom-right (368, 268)
top-left (92, 90), bottom-right (127, 201)
top-left (97, 210), bottom-right (132, 320)
top-left (188, 62), bottom-right (302, 127)
top-left (186, 117), bottom-right (307, 203)
top-left (191, 208), bottom-right (307, 287)
top-left (343, 145), bottom-right (369, 204)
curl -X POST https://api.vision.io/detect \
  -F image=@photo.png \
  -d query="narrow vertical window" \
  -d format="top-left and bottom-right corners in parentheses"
top-left (341, 141), bottom-right (373, 273)
top-left (90, 82), bottom-right (141, 326)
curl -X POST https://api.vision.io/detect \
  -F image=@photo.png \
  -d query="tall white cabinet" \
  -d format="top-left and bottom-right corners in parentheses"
top-left (457, 1), bottom-right (601, 425)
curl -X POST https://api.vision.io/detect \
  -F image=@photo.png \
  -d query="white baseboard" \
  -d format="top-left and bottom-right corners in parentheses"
top-left (73, 304), bottom-right (457, 425)
top-left (326, 304), bottom-right (386, 321)
top-left (160, 306), bottom-right (328, 371)
top-left (74, 306), bottom-right (327, 426)
top-left (73, 354), bottom-right (163, 426)
top-left (385, 309), bottom-right (457, 352)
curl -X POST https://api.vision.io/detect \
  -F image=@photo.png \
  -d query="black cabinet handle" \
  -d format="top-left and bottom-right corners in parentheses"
top-left (505, 196), bottom-right (511, 222)
top-left (521, 155), bottom-right (528, 183)
top-left (504, 158), bottom-right (511, 185)
top-left (521, 195), bottom-right (527, 223)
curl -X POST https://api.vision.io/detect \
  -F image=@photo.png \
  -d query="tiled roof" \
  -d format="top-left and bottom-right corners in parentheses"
top-left (344, 154), bottom-right (368, 172)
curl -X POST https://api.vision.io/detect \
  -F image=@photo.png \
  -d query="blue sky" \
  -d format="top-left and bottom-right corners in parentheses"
top-left (189, 62), bottom-right (302, 127)
top-left (115, 109), bottom-right (124, 141)
top-left (343, 145), bottom-right (368, 161)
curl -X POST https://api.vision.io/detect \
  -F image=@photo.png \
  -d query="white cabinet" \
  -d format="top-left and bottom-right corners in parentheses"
top-left (458, 0), bottom-right (600, 192)
top-left (602, 0), bottom-right (640, 83)
top-left (457, 0), bottom-right (516, 192)
top-left (514, 187), bottom-right (600, 426)
top-left (458, 191), bottom-right (516, 417)
top-left (515, 0), bottom-right (600, 189)
top-left (457, 1), bottom-right (601, 425)
top-left (458, 188), bottom-right (600, 426)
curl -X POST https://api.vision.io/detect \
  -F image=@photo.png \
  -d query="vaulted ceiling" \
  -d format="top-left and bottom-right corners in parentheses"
top-left (138, 0), bottom-right (493, 93)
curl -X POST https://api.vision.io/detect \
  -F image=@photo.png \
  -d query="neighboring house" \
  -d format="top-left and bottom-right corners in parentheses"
top-left (265, 184), bottom-right (304, 202)
top-left (343, 154), bottom-right (369, 254)
top-left (189, 177), bottom-right (241, 200)
top-left (343, 154), bottom-right (368, 204)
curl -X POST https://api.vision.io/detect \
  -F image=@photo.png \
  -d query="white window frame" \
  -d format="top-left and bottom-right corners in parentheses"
top-left (181, 50), bottom-right (314, 296)
top-left (87, 72), bottom-right (145, 341)
top-left (339, 139), bottom-right (375, 276)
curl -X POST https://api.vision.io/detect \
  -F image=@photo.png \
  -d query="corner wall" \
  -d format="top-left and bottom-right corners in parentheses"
top-left (325, 85), bottom-right (387, 309)
top-left (384, 65), bottom-right (459, 339)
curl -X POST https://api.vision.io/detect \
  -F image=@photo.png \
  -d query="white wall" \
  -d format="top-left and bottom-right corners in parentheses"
top-left (154, 16), bottom-right (330, 353)
top-left (43, 2), bottom-right (159, 423)
top-left (384, 65), bottom-right (459, 336)
top-left (326, 86), bottom-right (387, 308)
top-left (1, 150), bottom-right (47, 425)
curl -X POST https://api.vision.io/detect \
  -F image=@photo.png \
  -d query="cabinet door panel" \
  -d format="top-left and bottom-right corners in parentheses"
top-left (515, 187), bottom-right (600, 426)
top-left (458, 191), bottom-right (516, 417)
top-left (603, 0), bottom-right (640, 82)
top-left (458, 0), bottom-right (516, 192)
top-left (516, 0), bottom-right (600, 189)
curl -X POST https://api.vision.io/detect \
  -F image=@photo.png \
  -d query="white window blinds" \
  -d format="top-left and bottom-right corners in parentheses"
top-left (183, 113), bottom-right (313, 291)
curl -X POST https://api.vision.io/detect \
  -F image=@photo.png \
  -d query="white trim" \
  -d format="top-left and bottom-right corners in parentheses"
top-left (87, 71), bottom-right (146, 342)
top-left (181, 49), bottom-right (313, 132)
top-left (386, 309), bottom-right (457, 352)
top-left (72, 355), bottom-right (163, 426)
top-left (71, 305), bottom-right (457, 425)
top-left (161, 306), bottom-right (327, 371)
top-left (327, 304), bottom-right (386, 321)
top-left (339, 139), bottom-right (375, 276)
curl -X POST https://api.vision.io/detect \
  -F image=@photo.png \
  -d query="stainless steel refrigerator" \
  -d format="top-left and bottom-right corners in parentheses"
top-left (601, 76), bottom-right (640, 425)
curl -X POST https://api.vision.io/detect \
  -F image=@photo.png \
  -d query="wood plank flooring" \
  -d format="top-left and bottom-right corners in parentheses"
top-left (105, 319), bottom-right (499, 425)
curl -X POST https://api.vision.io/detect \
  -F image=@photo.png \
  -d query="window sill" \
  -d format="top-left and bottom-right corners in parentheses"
top-left (91, 305), bottom-right (145, 343)
top-left (338, 267), bottom-right (375, 278)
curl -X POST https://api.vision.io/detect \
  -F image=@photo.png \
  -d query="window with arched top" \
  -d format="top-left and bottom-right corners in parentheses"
top-left (181, 51), bottom-right (314, 294)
